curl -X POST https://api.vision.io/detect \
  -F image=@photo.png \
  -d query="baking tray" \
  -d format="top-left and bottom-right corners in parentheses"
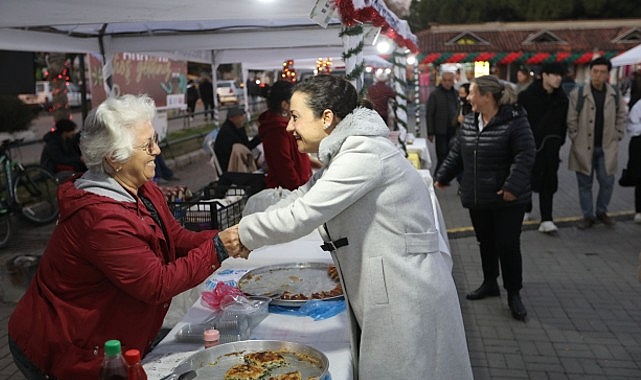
top-left (169, 340), bottom-right (329, 380)
top-left (237, 262), bottom-right (343, 307)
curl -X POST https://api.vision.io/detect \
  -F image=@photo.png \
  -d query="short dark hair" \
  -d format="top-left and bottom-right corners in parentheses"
top-left (589, 57), bottom-right (612, 72)
top-left (292, 75), bottom-right (357, 119)
top-left (266, 81), bottom-right (294, 111)
top-left (541, 62), bottom-right (566, 76)
top-left (55, 119), bottom-right (77, 133)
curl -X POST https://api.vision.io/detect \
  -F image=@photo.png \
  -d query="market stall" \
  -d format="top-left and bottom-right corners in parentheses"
top-left (143, 232), bottom-right (353, 380)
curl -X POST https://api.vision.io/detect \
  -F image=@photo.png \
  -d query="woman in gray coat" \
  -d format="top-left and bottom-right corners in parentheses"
top-left (230, 75), bottom-right (472, 379)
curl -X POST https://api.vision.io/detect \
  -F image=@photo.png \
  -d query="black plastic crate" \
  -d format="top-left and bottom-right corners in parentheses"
top-left (169, 183), bottom-right (249, 231)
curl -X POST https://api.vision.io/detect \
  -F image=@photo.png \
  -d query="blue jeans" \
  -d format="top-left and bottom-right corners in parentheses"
top-left (576, 147), bottom-right (614, 218)
top-left (8, 335), bottom-right (53, 379)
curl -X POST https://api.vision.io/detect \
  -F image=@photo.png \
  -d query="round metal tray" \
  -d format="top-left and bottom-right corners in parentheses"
top-left (237, 262), bottom-right (343, 307)
top-left (171, 340), bottom-right (329, 380)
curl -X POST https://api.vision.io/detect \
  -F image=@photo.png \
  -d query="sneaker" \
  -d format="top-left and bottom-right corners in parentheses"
top-left (596, 213), bottom-right (615, 226)
top-left (634, 213), bottom-right (641, 224)
top-left (577, 217), bottom-right (595, 230)
top-left (538, 221), bottom-right (558, 234)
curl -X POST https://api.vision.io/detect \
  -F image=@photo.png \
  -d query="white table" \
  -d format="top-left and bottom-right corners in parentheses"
top-left (143, 233), bottom-right (353, 380)
top-left (405, 137), bottom-right (432, 169)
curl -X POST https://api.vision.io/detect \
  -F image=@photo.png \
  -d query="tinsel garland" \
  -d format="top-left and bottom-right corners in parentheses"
top-left (338, 24), bottom-right (364, 37)
top-left (341, 24), bottom-right (365, 91)
top-left (333, 0), bottom-right (417, 52)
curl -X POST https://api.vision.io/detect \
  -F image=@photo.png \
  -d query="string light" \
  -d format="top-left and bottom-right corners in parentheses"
top-left (316, 57), bottom-right (333, 74)
top-left (281, 59), bottom-right (296, 82)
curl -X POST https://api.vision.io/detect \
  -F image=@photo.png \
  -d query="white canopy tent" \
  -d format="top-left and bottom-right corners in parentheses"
top-left (612, 43), bottom-right (641, 67)
top-left (0, 0), bottom-right (412, 67)
top-left (0, 0), bottom-right (414, 117)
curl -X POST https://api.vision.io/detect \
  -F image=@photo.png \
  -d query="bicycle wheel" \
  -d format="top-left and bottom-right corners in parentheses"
top-left (13, 165), bottom-right (59, 224)
top-left (0, 212), bottom-right (11, 248)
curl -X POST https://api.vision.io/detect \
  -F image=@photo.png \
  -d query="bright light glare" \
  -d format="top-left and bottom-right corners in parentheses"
top-left (365, 66), bottom-right (373, 73)
top-left (407, 56), bottom-right (417, 65)
top-left (376, 40), bottom-right (391, 54)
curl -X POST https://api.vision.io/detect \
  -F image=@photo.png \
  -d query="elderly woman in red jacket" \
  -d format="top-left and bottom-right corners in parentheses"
top-left (8, 94), bottom-right (243, 379)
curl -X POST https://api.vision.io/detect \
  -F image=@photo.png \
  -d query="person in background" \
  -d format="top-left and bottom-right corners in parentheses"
top-left (8, 94), bottom-right (243, 379)
top-left (154, 153), bottom-right (180, 183)
top-left (434, 75), bottom-right (535, 322)
top-left (258, 80), bottom-right (312, 190)
top-left (185, 79), bottom-right (199, 120)
top-left (515, 66), bottom-right (532, 94)
top-left (198, 74), bottom-right (215, 121)
top-left (426, 70), bottom-right (458, 173)
top-left (566, 57), bottom-right (627, 229)
top-left (518, 62), bottom-right (569, 234)
top-left (40, 118), bottom-right (87, 176)
top-left (213, 106), bottom-right (261, 173)
top-left (624, 92), bottom-right (641, 224)
top-left (366, 71), bottom-right (396, 126)
top-left (226, 75), bottom-right (473, 379)
top-left (451, 82), bottom-right (472, 190)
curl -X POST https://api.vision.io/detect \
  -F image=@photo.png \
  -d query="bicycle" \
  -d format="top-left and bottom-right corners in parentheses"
top-left (0, 139), bottom-right (59, 247)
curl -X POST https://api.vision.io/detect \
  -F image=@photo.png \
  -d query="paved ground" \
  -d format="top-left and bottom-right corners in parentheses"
top-left (1, 105), bottom-right (641, 379)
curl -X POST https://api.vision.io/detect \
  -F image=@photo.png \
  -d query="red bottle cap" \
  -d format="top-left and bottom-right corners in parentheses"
top-left (124, 349), bottom-right (141, 365)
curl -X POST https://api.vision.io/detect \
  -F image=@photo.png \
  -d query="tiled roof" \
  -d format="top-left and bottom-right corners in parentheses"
top-left (417, 19), bottom-right (641, 54)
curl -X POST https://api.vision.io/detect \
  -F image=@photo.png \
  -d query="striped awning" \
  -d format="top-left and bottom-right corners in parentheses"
top-left (419, 51), bottom-right (617, 65)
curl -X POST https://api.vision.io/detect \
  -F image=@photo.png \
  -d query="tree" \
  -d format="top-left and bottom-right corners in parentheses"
top-left (408, 0), bottom-right (641, 32)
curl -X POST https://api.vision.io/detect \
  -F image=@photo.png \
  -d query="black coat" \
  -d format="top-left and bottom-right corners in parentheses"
top-left (517, 80), bottom-right (568, 192)
top-left (425, 85), bottom-right (458, 135)
top-left (40, 131), bottom-right (86, 174)
top-left (517, 80), bottom-right (568, 151)
top-left (435, 104), bottom-right (536, 209)
top-left (213, 119), bottom-right (261, 173)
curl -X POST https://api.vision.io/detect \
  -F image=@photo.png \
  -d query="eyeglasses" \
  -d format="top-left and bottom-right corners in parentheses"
top-left (135, 132), bottom-right (159, 155)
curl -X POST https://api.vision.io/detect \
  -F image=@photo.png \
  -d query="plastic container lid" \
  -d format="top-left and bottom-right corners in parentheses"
top-left (124, 349), bottom-right (141, 365)
top-left (104, 340), bottom-right (122, 356)
top-left (204, 329), bottom-right (220, 341)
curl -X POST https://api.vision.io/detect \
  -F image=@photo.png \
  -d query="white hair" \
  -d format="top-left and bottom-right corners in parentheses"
top-left (80, 94), bottom-right (156, 174)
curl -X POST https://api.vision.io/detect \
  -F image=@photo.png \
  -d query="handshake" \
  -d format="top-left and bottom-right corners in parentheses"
top-left (218, 224), bottom-right (251, 260)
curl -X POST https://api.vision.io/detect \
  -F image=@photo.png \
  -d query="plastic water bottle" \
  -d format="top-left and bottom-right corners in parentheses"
top-left (99, 339), bottom-right (128, 380)
top-left (124, 349), bottom-right (147, 380)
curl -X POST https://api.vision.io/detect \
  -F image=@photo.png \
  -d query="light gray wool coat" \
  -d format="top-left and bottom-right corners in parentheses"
top-left (239, 107), bottom-right (472, 379)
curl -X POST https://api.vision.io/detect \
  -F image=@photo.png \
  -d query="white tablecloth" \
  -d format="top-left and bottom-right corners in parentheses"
top-left (143, 232), bottom-right (353, 380)
top-left (406, 137), bottom-right (432, 169)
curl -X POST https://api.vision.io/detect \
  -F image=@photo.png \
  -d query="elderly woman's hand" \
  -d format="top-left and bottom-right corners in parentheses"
top-left (218, 225), bottom-right (251, 259)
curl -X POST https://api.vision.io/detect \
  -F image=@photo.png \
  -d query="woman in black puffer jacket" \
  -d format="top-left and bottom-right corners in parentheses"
top-left (435, 75), bottom-right (535, 321)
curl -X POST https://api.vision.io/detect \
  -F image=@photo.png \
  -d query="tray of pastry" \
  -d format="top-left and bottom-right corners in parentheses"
top-left (169, 340), bottom-right (329, 380)
top-left (237, 262), bottom-right (343, 307)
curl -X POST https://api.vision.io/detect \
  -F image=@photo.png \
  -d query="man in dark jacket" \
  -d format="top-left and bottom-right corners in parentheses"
top-left (426, 70), bottom-right (458, 172)
top-left (198, 75), bottom-right (215, 121)
top-left (40, 119), bottom-right (86, 175)
top-left (213, 107), bottom-right (261, 173)
top-left (518, 62), bottom-right (568, 234)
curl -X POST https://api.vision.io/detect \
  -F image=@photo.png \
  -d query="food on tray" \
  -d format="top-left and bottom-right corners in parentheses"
top-left (268, 371), bottom-right (303, 380)
top-left (244, 351), bottom-right (287, 369)
top-left (327, 265), bottom-right (338, 281)
top-left (223, 363), bottom-right (268, 380)
top-left (280, 291), bottom-right (309, 300)
top-left (238, 263), bottom-right (344, 306)
top-left (311, 283), bottom-right (343, 299)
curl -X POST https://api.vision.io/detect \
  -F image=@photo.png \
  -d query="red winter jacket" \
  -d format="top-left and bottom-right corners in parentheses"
top-left (8, 178), bottom-right (219, 379)
top-left (258, 110), bottom-right (312, 190)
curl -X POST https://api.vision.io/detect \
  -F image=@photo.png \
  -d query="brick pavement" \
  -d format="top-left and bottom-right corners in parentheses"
top-left (1, 107), bottom-right (641, 379)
